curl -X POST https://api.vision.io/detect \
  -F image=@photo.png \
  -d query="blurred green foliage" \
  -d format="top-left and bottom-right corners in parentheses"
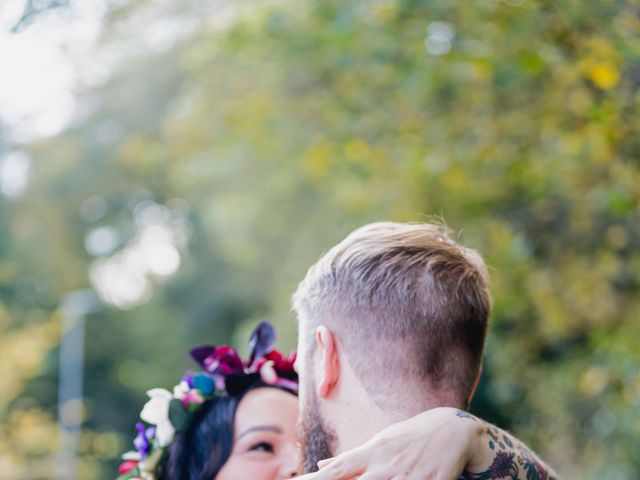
top-left (1, 0), bottom-right (640, 478)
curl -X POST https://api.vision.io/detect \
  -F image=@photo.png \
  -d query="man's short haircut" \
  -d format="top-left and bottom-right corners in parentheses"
top-left (292, 222), bottom-right (491, 408)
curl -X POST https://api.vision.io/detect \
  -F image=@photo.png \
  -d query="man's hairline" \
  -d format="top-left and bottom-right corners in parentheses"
top-left (294, 302), bottom-right (475, 409)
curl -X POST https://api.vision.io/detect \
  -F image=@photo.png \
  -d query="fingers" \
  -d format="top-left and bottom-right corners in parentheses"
top-left (311, 449), bottom-right (367, 480)
top-left (357, 473), bottom-right (391, 480)
top-left (316, 458), bottom-right (332, 469)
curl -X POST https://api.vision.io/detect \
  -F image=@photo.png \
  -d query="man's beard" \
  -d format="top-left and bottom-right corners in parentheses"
top-left (298, 383), bottom-right (337, 473)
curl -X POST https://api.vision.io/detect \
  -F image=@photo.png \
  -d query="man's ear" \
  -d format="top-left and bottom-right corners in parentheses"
top-left (468, 363), bottom-right (483, 405)
top-left (315, 326), bottom-right (340, 398)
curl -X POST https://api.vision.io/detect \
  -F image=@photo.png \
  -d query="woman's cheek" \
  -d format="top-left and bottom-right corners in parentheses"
top-left (241, 458), bottom-right (280, 480)
top-left (218, 456), bottom-right (280, 480)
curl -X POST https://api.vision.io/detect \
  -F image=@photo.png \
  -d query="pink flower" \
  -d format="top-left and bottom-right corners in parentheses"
top-left (181, 389), bottom-right (205, 410)
top-left (118, 460), bottom-right (139, 475)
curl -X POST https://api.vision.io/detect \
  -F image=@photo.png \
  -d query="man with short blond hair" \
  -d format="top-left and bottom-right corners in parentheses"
top-left (293, 222), bottom-right (557, 478)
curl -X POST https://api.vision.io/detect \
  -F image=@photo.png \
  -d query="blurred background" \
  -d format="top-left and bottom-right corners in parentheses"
top-left (1, 0), bottom-right (639, 478)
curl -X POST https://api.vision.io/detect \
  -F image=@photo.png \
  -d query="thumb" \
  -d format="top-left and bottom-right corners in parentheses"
top-left (313, 449), bottom-right (367, 479)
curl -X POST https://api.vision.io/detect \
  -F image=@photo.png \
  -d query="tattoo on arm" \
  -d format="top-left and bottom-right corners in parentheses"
top-left (463, 445), bottom-right (558, 480)
top-left (464, 451), bottom-right (519, 480)
top-left (454, 412), bottom-right (559, 480)
top-left (456, 409), bottom-right (476, 420)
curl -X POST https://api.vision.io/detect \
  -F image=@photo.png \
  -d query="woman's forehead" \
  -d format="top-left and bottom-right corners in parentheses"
top-left (235, 387), bottom-right (298, 431)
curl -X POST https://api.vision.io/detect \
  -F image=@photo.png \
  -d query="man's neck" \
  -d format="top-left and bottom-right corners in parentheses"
top-left (331, 389), bottom-right (397, 453)
top-left (328, 361), bottom-right (443, 454)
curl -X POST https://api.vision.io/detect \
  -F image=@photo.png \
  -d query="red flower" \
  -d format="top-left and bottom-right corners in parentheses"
top-left (204, 346), bottom-right (244, 375)
top-left (265, 350), bottom-right (282, 362)
top-left (118, 460), bottom-right (139, 475)
top-left (266, 350), bottom-right (297, 379)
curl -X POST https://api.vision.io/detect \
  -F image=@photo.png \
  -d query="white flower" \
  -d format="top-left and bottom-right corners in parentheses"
top-left (122, 450), bottom-right (141, 461)
top-left (260, 360), bottom-right (278, 385)
top-left (173, 381), bottom-right (190, 400)
top-left (140, 388), bottom-right (175, 447)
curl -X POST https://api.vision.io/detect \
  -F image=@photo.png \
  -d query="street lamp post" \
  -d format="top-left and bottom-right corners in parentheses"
top-left (57, 289), bottom-right (101, 480)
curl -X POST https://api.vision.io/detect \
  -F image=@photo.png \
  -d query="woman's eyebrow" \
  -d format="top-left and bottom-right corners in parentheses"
top-left (236, 425), bottom-right (283, 441)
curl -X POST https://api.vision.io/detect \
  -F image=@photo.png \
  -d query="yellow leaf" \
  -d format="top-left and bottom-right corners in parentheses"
top-left (303, 141), bottom-right (334, 181)
top-left (579, 367), bottom-right (609, 397)
top-left (344, 138), bottom-right (371, 161)
top-left (586, 62), bottom-right (620, 90)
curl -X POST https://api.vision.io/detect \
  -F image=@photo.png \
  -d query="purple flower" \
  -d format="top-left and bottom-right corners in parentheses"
top-left (487, 451), bottom-right (518, 479)
top-left (133, 422), bottom-right (156, 459)
top-left (248, 321), bottom-right (276, 365)
top-left (181, 374), bottom-right (194, 388)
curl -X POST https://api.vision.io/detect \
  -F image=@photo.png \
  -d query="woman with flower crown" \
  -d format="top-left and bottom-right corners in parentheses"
top-left (117, 322), bottom-right (300, 480)
top-left (117, 322), bottom-right (557, 480)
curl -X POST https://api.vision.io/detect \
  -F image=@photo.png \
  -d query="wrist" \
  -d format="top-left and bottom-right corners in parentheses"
top-left (464, 417), bottom-right (489, 472)
top-left (433, 408), bottom-right (484, 465)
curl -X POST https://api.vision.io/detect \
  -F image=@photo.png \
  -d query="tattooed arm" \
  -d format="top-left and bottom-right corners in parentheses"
top-left (459, 411), bottom-right (559, 480)
top-left (296, 407), bottom-right (559, 480)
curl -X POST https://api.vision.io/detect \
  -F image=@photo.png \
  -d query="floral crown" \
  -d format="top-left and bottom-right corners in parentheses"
top-left (117, 321), bottom-right (297, 480)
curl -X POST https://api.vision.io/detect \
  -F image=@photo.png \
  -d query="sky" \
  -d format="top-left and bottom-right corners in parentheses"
top-left (0, 0), bottom-right (198, 199)
top-left (0, 0), bottom-right (108, 200)
top-left (0, 0), bottom-right (109, 142)
top-left (0, 0), bottom-right (233, 143)
top-left (0, 0), bottom-right (204, 308)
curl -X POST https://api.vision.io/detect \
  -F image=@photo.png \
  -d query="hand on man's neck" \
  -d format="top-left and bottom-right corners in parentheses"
top-left (307, 324), bottom-right (468, 457)
top-left (326, 347), bottom-right (456, 454)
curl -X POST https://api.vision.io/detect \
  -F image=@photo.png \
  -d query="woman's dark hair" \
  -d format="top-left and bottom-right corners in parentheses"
top-left (157, 381), bottom-right (294, 480)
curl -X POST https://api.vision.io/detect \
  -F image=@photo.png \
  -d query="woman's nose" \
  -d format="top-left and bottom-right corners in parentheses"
top-left (279, 443), bottom-right (301, 479)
